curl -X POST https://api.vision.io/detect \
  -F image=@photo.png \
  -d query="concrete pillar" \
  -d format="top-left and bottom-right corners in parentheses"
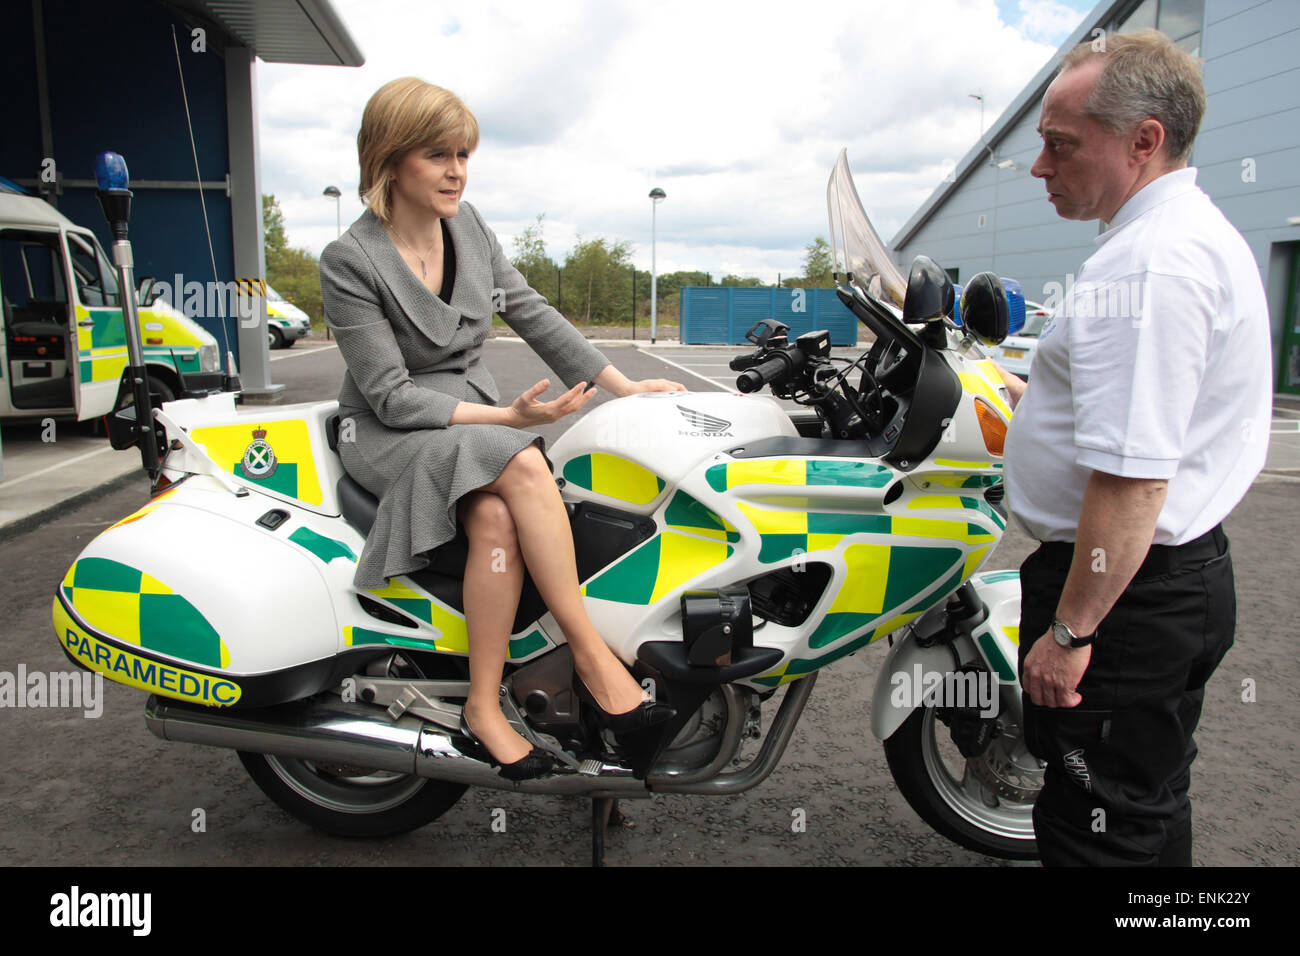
top-left (225, 45), bottom-right (283, 402)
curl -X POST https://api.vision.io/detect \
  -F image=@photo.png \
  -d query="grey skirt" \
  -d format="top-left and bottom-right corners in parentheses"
top-left (338, 404), bottom-right (544, 590)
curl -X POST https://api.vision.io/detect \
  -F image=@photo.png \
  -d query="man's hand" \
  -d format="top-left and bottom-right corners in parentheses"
top-left (507, 379), bottom-right (596, 427)
top-left (989, 360), bottom-right (1027, 409)
top-left (1022, 634), bottom-right (1091, 708)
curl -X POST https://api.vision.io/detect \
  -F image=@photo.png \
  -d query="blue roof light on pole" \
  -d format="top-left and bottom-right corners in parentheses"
top-left (649, 187), bottom-right (666, 344)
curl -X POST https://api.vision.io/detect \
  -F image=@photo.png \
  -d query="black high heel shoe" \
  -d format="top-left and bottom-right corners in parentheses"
top-left (459, 712), bottom-right (555, 781)
top-left (574, 677), bottom-right (676, 734)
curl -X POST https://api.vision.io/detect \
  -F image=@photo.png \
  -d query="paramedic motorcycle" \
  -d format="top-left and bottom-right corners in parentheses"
top-left (53, 149), bottom-right (1042, 860)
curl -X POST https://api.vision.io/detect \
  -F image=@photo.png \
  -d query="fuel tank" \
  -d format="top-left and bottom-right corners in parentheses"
top-left (550, 392), bottom-right (799, 513)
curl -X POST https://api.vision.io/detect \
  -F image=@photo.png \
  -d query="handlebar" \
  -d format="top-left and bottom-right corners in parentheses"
top-left (735, 347), bottom-right (806, 393)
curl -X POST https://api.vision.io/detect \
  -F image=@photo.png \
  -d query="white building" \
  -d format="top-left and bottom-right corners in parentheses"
top-left (891, 0), bottom-right (1300, 395)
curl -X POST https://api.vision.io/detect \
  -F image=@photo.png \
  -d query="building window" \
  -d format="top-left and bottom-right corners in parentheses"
top-left (1118, 0), bottom-right (1204, 56)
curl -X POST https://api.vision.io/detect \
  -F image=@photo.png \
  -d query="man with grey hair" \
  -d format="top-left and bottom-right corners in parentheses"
top-left (997, 30), bottom-right (1272, 865)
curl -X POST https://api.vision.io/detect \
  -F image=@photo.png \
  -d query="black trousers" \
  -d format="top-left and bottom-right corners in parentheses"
top-left (1017, 525), bottom-right (1236, 866)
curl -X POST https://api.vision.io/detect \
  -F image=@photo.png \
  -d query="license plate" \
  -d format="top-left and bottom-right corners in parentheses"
top-left (1002, 348), bottom-right (1026, 359)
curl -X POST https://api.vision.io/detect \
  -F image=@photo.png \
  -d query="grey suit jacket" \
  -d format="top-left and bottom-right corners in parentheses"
top-left (319, 202), bottom-right (610, 428)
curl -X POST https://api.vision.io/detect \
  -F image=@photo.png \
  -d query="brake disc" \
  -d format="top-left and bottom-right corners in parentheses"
top-left (967, 720), bottom-right (1044, 803)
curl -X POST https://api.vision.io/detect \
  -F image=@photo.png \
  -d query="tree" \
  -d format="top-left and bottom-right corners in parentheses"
top-left (262, 193), bottom-right (322, 326)
top-left (782, 236), bottom-right (834, 288)
top-left (562, 236), bottom-right (634, 324)
top-left (511, 213), bottom-right (559, 306)
top-left (801, 236), bottom-right (834, 288)
top-left (263, 194), bottom-right (288, 259)
top-left (718, 274), bottom-right (765, 287)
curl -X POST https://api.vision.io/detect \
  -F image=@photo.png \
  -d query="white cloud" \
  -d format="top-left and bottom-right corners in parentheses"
top-left (1016, 0), bottom-right (1090, 43)
top-left (258, 0), bottom-right (1086, 282)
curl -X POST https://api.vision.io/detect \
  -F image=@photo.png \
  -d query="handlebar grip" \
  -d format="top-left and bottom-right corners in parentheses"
top-left (736, 354), bottom-right (794, 393)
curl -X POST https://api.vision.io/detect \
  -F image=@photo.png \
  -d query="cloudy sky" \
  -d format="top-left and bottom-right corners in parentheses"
top-left (258, 0), bottom-right (1095, 283)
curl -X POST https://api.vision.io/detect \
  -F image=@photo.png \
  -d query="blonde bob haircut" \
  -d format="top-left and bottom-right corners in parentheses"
top-left (357, 78), bottom-right (479, 222)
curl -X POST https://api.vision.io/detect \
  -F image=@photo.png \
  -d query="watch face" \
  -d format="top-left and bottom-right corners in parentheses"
top-left (1052, 623), bottom-right (1071, 647)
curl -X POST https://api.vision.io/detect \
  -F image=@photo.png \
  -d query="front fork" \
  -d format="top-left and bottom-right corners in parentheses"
top-left (870, 580), bottom-right (1024, 746)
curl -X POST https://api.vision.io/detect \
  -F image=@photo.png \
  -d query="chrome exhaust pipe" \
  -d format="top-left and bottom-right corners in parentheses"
top-left (144, 695), bottom-right (648, 795)
top-left (145, 671), bottom-right (817, 798)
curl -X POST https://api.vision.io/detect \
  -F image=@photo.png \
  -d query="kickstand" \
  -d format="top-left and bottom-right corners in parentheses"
top-left (591, 797), bottom-right (622, 867)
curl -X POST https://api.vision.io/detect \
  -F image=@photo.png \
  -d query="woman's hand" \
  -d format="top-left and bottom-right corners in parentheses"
top-left (626, 377), bottom-right (687, 394)
top-left (507, 379), bottom-right (596, 427)
top-left (592, 365), bottom-right (686, 398)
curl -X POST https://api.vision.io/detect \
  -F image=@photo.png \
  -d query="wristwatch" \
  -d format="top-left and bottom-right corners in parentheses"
top-left (1051, 618), bottom-right (1096, 648)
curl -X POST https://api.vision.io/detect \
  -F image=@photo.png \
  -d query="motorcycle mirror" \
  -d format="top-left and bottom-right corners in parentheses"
top-left (960, 272), bottom-right (1010, 347)
top-left (902, 255), bottom-right (954, 323)
top-left (746, 318), bottom-right (789, 347)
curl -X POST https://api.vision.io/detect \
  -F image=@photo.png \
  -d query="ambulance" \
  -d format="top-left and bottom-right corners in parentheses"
top-left (265, 284), bottom-right (311, 349)
top-left (0, 184), bottom-right (221, 422)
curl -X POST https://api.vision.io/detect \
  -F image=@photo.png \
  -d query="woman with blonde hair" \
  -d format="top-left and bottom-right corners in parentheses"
top-left (320, 78), bottom-right (682, 780)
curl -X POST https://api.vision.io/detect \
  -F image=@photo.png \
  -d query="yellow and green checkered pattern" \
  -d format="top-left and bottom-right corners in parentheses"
top-left (562, 453), bottom-right (666, 505)
top-left (706, 459), bottom-right (895, 493)
top-left (581, 531), bottom-right (732, 605)
top-left (61, 557), bottom-right (228, 668)
top-left (358, 579), bottom-right (549, 659)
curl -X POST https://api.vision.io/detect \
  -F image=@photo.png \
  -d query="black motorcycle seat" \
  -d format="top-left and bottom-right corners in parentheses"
top-left (336, 471), bottom-right (379, 535)
top-left (336, 472), bottom-right (473, 574)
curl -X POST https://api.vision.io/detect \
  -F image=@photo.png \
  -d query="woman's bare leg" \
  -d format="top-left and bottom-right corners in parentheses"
top-left (458, 492), bottom-right (534, 765)
top-left (482, 446), bottom-right (649, 715)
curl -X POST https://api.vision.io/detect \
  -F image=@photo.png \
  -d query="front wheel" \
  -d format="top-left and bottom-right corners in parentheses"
top-left (883, 704), bottom-right (1041, 860)
top-left (237, 751), bottom-right (467, 838)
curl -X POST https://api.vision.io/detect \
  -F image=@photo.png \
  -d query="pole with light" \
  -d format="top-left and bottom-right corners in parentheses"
top-left (95, 152), bottom-right (161, 479)
top-left (984, 147), bottom-right (1019, 274)
top-left (323, 185), bottom-right (342, 238)
top-left (649, 187), bottom-right (665, 344)
top-left (322, 186), bottom-right (342, 339)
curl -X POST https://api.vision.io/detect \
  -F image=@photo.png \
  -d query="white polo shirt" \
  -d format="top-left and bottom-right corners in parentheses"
top-left (1004, 167), bottom-right (1272, 545)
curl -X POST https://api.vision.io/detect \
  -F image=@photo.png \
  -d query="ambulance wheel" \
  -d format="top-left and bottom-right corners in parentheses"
top-left (238, 751), bottom-right (467, 838)
top-left (114, 375), bottom-right (174, 411)
top-left (883, 704), bottom-right (1041, 860)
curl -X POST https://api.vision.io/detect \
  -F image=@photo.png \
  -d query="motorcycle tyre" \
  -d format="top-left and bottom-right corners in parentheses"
top-left (237, 750), bottom-right (468, 838)
top-left (882, 705), bottom-right (1039, 861)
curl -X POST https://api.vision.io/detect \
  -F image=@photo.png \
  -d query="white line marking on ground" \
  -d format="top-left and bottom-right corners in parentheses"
top-left (2, 445), bottom-right (116, 487)
top-left (270, 343), bottom-right (339, 362)
top-left (634, 347), bottom-right (729, 391)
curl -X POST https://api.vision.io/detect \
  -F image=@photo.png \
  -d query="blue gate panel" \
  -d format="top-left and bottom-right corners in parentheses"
top-left (680, 287), bottom-right (859, 345)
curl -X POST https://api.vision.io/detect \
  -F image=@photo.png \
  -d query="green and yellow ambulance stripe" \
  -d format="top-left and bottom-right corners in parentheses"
top-left (562, 453), bottom-right (666, 505)
top-left (59, 557), bottom-right (228, 669)
top-left (706, 459), bottom-right (894, 493)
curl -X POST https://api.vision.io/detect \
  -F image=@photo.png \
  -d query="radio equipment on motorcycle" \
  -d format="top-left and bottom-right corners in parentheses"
top-left (681, 587), bottom-right (754, 667)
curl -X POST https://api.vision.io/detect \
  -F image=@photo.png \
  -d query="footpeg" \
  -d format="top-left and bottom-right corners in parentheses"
top-left (579, 759), bottom-right (603, 776)
top-left (387, 687), bottom-right (417, 720)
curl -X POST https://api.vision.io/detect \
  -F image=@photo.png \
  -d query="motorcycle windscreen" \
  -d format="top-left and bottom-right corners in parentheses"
top-left (826, 148), bottom-right (907, 310)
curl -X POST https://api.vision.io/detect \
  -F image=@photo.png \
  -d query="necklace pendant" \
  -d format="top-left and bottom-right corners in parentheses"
top-left (420, 260), bottom-right (427, 279)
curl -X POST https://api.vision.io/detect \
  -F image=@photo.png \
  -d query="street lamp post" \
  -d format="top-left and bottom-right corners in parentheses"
top-left (983, 148), bottom-right (1018, 274)
top-left (649, 187), bottom-right (665, 344)
top-left (322, 186), bottom-right (342, 339)
top-left (323, 185), bottom-right (342, 238)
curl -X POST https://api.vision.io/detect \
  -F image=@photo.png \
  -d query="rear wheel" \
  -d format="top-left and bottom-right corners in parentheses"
top-left (237, 652), bottom-right (467, 837)
top-left (883, 704), bottom-right (1041, 860)
top-left (237, 751), bottom-right (466, 838)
